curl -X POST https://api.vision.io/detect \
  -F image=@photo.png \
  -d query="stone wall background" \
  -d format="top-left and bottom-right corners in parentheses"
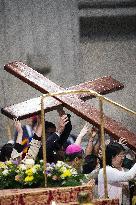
top-left (79, 15), bottom-right (136, 133)
top-left (0, 0), bottom-right (136, 145)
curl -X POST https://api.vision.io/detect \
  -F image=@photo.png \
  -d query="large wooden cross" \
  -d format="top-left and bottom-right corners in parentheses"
top-left (1, 61), bottom-right (136, 151)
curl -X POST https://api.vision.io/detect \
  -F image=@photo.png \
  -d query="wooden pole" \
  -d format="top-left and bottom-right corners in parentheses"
top-left (41, 95), bottom-right (47, 187)
top-left (6, 119), bottom-right (12, 141)
top-left (99, 97), bottom-right (108, 198)
top-left (1, 79), bottom-right (13, 142)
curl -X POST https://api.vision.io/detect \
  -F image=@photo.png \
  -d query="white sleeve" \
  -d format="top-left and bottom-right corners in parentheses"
top-left (23, 139), bottom-right (41, 161)
top-left (106, 164), bottom-right (136, 183)
top-left (10, 148), bottom-right (22, 160)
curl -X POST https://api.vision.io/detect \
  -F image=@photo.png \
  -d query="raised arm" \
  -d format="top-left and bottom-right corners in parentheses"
top-left (75, 123), bottom-right (90, 146)
top-left (100, 164), bottom-right (136, 183)
top-left (11, 120), bottom-right (24, 160)
top-left (23, 116), bottom-right (42, 161)
top-left (56, 106), bottom-right (72, 146)
top-left (14, 120), bottom-right (23, 144)
top-left (85, 126), bottom-right (97, 156)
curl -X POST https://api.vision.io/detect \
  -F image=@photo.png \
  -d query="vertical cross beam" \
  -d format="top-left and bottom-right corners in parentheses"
top-left (2, 62), bottom-right (136, 151)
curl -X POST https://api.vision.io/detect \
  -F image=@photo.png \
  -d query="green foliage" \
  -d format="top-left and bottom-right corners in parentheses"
top-left (0, 160), bottom-right (85, 189)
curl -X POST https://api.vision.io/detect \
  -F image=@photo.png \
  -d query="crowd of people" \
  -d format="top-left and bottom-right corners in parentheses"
top-left (0, 107), bottom-right (136, 205)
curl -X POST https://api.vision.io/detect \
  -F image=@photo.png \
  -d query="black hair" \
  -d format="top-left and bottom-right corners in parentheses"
top-left (0, 143), bottom-right (14, 162)
top-left (122, 157), bottom-right (135, 169)
top-left (106, 142), bottom-right (125, 166)
top-left (65, 150), bottom-right (84, 162)
top-left (45, 121), bottom-right (56, 130)
top-left (83, 154), bottom-right (99, 174)
top-left (31, 117), bottom-right (37, 129)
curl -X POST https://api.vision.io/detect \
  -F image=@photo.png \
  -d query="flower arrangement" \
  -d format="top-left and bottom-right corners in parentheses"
top-left (0, 159), bottom-right (44, 189)
top-left (0, 159), bottom-right (85, 189)
top-left (46, 161), bottom-right (85, 187)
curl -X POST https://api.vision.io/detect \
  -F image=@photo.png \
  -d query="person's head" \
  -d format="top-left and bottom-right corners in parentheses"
top-left (25, 116), bottom-right (34, 126)
top-left (65, 144), bottom-right (84, 170)
top-left (31, 115), bottom-right (38, 130)
top-left (24, 116), bottom-right (38, 134)
top-left (106, 142), bottom-right (125, 168)
top-left (83, 154), bottom-right (100, 174)
top-left (45, 121), bottom-right (56, 135)
top-left (0, 143), bottom-right (14, 162)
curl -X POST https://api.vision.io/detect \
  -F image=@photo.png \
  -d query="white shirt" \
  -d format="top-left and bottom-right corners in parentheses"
top-left (98, 164), bottom-right (136, 205)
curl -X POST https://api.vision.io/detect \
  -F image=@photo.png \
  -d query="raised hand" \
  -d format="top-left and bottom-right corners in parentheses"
top-left (79, 123), bottom-right (90, 138)
top-left (75, 123), bottom-right (90, 146)
top-left (57, 105), bottom-right (65, 117)
top-left (13, 119), bottom-right (23, 144)
top-left (34, 115), bottom-right (42, 138)
top-left (105, 139), bottom-right (111, 146)
top-left (13, 119), bottom-right (23, 134)
top-left (88, 126), bottom-right (97, 139)
top-left (56, 114), bottom-right (69, 135)
top-left (118, 137), bottom-right (127, 146)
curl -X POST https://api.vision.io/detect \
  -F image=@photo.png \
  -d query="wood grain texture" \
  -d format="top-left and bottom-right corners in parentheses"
top-left (2, 62), bottom-right (136, 151)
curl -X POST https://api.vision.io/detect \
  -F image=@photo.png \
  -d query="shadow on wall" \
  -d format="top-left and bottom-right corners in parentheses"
top-left (79, 15), bottom-right (136, 42)
top-left (78, 0), bottom-right (136, 9)
top-left (26, 54), bottom-right (51, 75)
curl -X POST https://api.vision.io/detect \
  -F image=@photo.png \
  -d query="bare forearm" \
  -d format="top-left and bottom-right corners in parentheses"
top-left (75, 123), bottom-right (90, 146)
top-left (93, 141), bottom-right (100, 155)
top-left (16, 131), bottom-right (23, 144)
top-left (85, 140), bottom-right (93, 156)
top-left (75, 134), bottom-right (84, 146)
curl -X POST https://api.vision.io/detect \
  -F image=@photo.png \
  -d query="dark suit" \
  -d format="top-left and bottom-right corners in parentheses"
top-left (37, 114), bottom-right (72, 163)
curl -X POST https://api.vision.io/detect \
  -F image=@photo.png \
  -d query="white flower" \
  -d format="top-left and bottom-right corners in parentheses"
top-left (18, 164), bottom-right (27, 171)
top-left (32, 167), bottom-right (36, 173)
top-left (56, 161), bottom-right (64, 167)
top-left (71, 168), bottom-right (78, 175)
top-left (2, 169), bottom-right (9, 175)
top-left (24, 159), bottom-right (35, 168)
top-left (40, 160), bottom-right (43, 164)
top-left (46, 166), bottom-right (53, 171)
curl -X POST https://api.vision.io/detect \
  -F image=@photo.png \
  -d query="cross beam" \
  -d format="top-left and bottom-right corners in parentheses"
top-left (2, 62), bottom-right (136, 151)
top-left (1, 75), bottom-right (124, 120)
